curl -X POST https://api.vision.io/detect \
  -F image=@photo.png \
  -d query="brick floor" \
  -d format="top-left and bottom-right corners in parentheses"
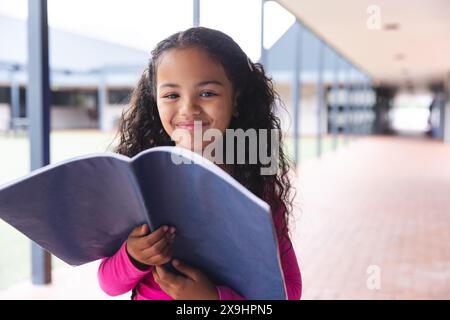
top-left (293, 135), bottom-right (450, 299)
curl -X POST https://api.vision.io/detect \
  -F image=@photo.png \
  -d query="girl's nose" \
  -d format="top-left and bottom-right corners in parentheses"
top-left (180, 98), bottom-right (201, 116)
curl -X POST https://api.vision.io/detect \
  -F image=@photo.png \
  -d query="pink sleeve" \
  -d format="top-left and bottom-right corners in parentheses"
top-left (216, 205), bottom-right (302, 300)
top-left (97, 241), bottom-right (153, 296)
top-left (275, 210), bottom-right (302, 300)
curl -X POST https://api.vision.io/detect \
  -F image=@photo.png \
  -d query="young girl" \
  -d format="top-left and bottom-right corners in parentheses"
top-left (98, 27), bottom-right (302, 300)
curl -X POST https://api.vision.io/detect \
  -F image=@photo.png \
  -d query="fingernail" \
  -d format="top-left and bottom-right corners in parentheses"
top-left (173, 260), bottom-right (179, 266)
top-left (170, 227), bottom-right (176, 234)
top-left (163, 226), bottom-right (168, 232)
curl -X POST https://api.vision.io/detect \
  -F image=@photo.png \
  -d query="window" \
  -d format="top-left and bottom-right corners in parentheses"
top-left (51, 89), bottom-right (97, 108)
top-left (108, 88), bottom-right (131, 105)
top-left (0, 87), bottom-right (10, 103)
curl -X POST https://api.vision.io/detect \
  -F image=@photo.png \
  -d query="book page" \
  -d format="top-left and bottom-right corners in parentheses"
top-left (131, 147), bottom-right (286, 300)
top-left (0, 155), bottom-right (147, 266)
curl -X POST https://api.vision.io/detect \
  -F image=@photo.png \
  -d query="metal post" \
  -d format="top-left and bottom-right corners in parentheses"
top-left (444, 73), bottom-right (450, 144)
top-left (361, 83), bottom-right (366, 136)
top-left (361, 81), bottom-right (367, 135)
top-left (332, 54), bottom-right (340, 150)
top-left (193, 0), bottom-right (200, 27)
top-left (260, 0), bottom-right (267, 66)
top-left (364, 79), bottom-right (371, 135)
top-left (369, 79), bottom-right (374, 134)
top-left (98, 72), bottom-right (107, 131)
top-left (363, 79), bottom-right (368, 135)
top-left (27, 0), bottom-right (52, 285)
top-left (292, 22), bottom-right (303, 166)
top-left (9, 67), bottom-right (21, 131)
top-left (316, 40), bottom-right (324, 157)
top-left (354, 81), bottom-right (360, 137)
top-left (343, 64), bottom-right (351, 144)
top-left (347, 66), bottom-right (353, 143)
top-left (438, 92), bottom-right (446, 140)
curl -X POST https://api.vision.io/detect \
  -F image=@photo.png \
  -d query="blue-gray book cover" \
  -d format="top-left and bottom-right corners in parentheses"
top-left (0, 146), bottom-right (287, 299)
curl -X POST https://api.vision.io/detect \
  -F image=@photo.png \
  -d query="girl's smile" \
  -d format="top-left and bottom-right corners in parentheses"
top-left (173, 120), bottom-right (211, 131)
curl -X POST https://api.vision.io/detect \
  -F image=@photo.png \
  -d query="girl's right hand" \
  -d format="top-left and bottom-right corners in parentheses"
top-left (126, 224), bottom-right (176, 269)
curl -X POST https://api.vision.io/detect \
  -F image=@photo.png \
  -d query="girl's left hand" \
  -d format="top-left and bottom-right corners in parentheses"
top-left (153, 260), bottom-right (219, 300)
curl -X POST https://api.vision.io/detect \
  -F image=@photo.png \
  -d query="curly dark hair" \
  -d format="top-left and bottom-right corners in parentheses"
top-left (113, 27), bottom-right (296, 251)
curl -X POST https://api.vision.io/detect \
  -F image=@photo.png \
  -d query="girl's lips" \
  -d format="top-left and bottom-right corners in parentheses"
top-left (175, 122), bottom-right (210, 130)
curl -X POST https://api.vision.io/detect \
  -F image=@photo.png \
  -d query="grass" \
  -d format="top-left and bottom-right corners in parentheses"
top-left (0, 129), bottom-right (351, 290)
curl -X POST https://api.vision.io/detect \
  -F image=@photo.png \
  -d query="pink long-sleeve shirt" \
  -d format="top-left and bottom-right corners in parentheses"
top-left (97, 202), bottom-right (302, 300)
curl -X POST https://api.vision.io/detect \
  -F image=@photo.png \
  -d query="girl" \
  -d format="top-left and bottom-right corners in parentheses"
top-left (98, 27), bottom-right (302, 300)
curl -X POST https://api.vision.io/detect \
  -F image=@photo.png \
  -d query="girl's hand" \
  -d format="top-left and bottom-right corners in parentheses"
top-left (126, 224), bottom-right (176, 269)
top-left (153, 260), bottom-right (219, 300)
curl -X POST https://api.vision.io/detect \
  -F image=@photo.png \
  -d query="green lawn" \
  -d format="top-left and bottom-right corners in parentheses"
top-left (0, 129), bottom-right (351, 290)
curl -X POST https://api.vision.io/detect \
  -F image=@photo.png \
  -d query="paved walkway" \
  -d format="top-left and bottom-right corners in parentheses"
top-left (1, 135), bottom-right (449, 299)
top-left (0, 261), bottom-right (127, 300)
top-left (294, 135), bottom-right (450, 299)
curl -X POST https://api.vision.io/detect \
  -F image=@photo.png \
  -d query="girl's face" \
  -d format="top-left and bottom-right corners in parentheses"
top-left (156, 47), bottom-right (235, 151)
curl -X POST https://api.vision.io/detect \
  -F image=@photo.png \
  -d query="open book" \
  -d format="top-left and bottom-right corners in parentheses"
top-left (0, 146), bottom-right (286, 300)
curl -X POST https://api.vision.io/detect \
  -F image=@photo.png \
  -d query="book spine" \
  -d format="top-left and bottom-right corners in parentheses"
top-left (127, 162), bottom-right (152, 229)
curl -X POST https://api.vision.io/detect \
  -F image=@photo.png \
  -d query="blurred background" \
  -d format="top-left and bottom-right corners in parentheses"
top-left (0, 0), bottom-right (449, 299)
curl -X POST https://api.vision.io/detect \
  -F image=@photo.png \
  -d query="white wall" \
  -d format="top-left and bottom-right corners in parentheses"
top-left (101, 105), bottom-right (124, 132)
top-left (445, 102), bottom-right (450, 144)
top-left (0, 103), bottom-right (10, 131)
top-left (0, 104), bottom-right (98, 131)
top-left (0, 103), bottom-right (129, 132)
top-left (51, 106), bottom-right (98, 130)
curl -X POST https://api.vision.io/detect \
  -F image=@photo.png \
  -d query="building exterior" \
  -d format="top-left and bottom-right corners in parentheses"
top-left (0, 14), bottom-right (374, 136)
top-left (0, 15), bottom-right (148, 132)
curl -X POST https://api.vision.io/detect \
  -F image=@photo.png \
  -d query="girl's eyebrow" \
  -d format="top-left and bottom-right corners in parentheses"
top-left (159, 80), bottom-right (224, 89)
